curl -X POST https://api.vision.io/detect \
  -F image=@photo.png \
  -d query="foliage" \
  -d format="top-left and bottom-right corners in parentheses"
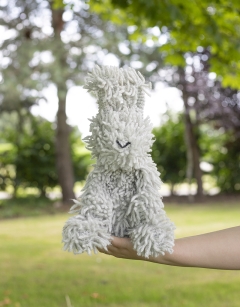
top-left (89, 0), bottom-right (240, 88)
top-left (152, 115), bottom-right (240, 194)
top-left (0, 0), bottom-right (168, 201)
top-left (155, 53), bottom-right (240, 196)
top-left (0, 0), bottom-right (166, 100)
top-left (0, 113), bottom-right (91, 196)
top-left (198, 124), bottom-right (240, 193)
top-left (87, 0), bottom-right (240, 196)
top-left (2, 0), bottom-right (240, 196)
top-left (17, 117), bottom-right (58, 195)
top-left (0, 114), bottom-right (58, 195)
top-left (152, 113), bottom-right (186, 192)
top-left (1, 205), bottom-right (240, 306)
top-left (166, 53), bottom-right (240, 135)
top-left (212, 134), bottom-right (240, 193)
top-left (70, 127), bottom-right (94, 183)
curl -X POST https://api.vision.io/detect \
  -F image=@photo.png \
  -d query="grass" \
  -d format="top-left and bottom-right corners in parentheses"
top-left (0, 203), bottom-right (240, 307)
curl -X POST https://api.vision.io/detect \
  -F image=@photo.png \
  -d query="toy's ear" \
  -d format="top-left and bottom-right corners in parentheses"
top-left (83, 65), bottom-right (151, 112)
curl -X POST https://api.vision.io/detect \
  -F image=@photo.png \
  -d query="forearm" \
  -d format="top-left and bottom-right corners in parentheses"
top-left (99, 226), bottom-right (240, 270)
top-left (148, 226), bottom-right (240, 270)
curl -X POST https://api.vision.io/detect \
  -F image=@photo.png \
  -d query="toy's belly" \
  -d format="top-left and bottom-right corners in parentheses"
top-left (105, 169), bottom-right (137, 237)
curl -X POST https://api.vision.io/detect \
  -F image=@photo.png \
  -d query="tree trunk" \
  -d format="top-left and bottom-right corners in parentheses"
top-left (56, 93), bottom-right (75, 203)
top-left (13, 109), bottom-right (25, 197)
top-left (51, 7), bottom-right (75, 203)
top-left (183, 108), bottom-right (194, 201)
top-left (183, 96), bottom-right (204, 199)
top-left (170, 183), bottom-right (175, 196)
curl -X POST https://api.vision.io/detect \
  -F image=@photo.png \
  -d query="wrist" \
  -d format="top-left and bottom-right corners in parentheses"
top-left (147, 242), bottom-right (178, 265)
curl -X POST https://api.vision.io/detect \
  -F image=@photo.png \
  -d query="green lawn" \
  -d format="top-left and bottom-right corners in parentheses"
top-left (1, 203), bottom-right (240, 307)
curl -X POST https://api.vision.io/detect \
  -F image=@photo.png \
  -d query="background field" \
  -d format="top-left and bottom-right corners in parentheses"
top-left (1, 203), bottom-right (240, 307)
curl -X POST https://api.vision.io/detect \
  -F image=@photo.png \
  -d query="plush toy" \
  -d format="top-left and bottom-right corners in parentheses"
top-left (62, 65), bottom-right (175, 258)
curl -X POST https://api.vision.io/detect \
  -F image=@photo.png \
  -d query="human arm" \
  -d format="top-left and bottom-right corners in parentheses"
top-left (98, 226), bottom-right (240, 270)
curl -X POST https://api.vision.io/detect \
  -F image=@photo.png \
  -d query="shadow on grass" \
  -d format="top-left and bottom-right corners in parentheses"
top-left (0, 196), bottom-right (63, 219)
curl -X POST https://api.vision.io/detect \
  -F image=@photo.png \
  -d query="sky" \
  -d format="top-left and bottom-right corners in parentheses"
top-left (31, 81), bottom-right (184, 138)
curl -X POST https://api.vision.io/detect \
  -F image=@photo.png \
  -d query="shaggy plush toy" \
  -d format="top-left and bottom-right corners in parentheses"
top-left (62, 65), bottom-right (175, 258)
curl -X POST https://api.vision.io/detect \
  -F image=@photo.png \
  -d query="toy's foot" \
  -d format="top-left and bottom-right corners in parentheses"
top-left (62, 215), bottom-right (111, 255)
top-left (129, 218), bottom-right (175, 258)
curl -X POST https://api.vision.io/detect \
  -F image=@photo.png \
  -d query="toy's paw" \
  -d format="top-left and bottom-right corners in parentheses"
top-left (129, 218), bottom-right (175, 258)
top-left (62, 215), bottom-right (111, 255)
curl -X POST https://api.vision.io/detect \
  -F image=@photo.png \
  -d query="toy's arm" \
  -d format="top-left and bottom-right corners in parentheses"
top-left (99, 226), bottom-right (240, 270)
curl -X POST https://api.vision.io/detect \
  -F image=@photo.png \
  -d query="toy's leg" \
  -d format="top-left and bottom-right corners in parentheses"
top-left (129, 217), bottom-right (175, 258)
top-left (62, 215), bottom-right (111, 255)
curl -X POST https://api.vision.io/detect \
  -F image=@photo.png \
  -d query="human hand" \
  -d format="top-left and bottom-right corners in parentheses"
top-left (98, 236), bottom-right (148, 261)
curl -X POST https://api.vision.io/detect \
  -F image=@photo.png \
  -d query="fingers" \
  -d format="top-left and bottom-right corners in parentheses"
top-left (97, 237), bottom-right (148, 261)
top-left (97, 247), bottom-right (110, 255)
top-left (97, 238), bottom-right (118, 255)
top-left (110, 236), bottom-right (132, 249)
top-left (97, 236), bottom-right (141, 261)
top-left (97, 236), bottom-right (130, 256)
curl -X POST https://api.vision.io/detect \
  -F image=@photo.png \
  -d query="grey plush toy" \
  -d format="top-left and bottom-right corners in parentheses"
top-left (62, 65), bottom-right (175, 258)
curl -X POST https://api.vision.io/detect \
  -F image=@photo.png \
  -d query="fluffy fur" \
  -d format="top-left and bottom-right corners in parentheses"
top-left (62, 65), bottom-right (175, 258)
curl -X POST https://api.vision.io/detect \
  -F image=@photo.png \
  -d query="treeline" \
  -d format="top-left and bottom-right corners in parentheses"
top-left (0, 112), bottom-right (91, 197)
top-left (1, 110), bottom-right (239, 198)
top-left (152, 113), bottom-right (240, 195)
top-left (0, 0), bottom-right (240, 202)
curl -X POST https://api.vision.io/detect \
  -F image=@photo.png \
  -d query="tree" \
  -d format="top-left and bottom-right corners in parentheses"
top-left (0, 0), bottom-right (168, 203)
top-left (152, 113), bottom-right (187, 195)
top-left (178, 67), bottom-right (203, 197)
top-left (0, 0), bottom-right (75, 202)
top-left (174, 51), bottom-right (240, 196)
top-left (154, 49), bottom-right (240, 197)
top-left (89, 0), bottom-right (240, 88)
top-left (85, 0), bottom-right (240, 198)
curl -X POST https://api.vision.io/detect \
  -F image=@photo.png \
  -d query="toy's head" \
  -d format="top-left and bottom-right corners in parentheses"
top-left (83, 66), bottom-right (154, 171)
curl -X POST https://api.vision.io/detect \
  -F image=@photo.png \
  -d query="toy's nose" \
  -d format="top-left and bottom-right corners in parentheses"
top-left (116, 140), bottom-right (131, 148)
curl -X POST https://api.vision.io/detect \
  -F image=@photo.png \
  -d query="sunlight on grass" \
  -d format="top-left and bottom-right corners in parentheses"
top-left (0, 203), bottom-right (240, 307)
